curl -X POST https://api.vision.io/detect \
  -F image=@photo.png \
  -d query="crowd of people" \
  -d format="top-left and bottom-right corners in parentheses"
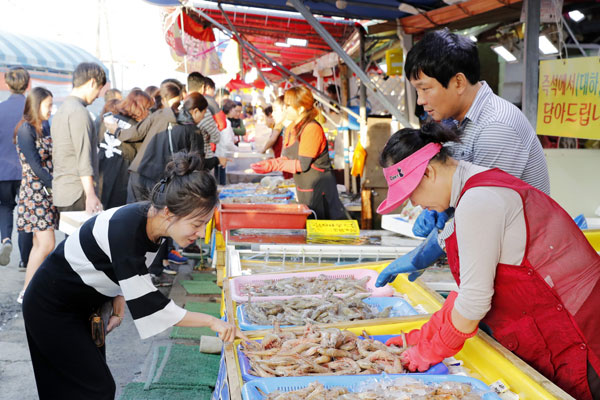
top-left (1, 61), bottom-right (340, 298)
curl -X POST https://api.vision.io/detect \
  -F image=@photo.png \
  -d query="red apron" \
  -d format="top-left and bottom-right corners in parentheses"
top-left (445, 168), bottom-right (600, 400)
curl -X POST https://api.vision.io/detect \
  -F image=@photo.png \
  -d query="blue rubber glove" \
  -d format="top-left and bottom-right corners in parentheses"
top-left (412, 208), bottom-right (453, 238)
top-left (573, 214), bottom-right (588, 230)
top-left (375, 229), bottom-right (445, 287)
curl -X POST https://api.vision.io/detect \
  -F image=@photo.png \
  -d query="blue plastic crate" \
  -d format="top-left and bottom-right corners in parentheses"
top-left (219, 189), bottom-right (294, 201)
top-left (237, 297), bottom-right (418, 331)
top-left (238, 335), bottom-right (448, 381)
top-left (242, 374), bottom-right (501, 400)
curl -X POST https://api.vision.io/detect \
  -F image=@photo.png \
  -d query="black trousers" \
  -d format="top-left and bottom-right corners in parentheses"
top-left (0, 180), bottom-right (33, 264)
top-left (0, 180), bottom-right (19, 241)
top-left (22, 264), bottom-right (115, 400)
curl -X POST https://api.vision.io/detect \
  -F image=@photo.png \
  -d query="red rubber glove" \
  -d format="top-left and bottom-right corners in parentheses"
top-left (402, 291), bottom-right (477, 372)
top-left (251, 157), bottom-right (300, 174)
top-left (210, 143), bottom-right (216, 152)
top-left (386, 291), bottom-right (459, 348)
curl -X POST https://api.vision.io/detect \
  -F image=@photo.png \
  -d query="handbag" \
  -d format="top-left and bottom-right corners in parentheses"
top-left (90, 301), bottom-right (113, 347)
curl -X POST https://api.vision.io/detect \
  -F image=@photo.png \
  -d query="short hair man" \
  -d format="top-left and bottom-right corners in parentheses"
top-left (0, 67), bottom-right (32, 266)
top-left (51, 62), bottom-right (106, 213)
top-left (405, 28), bottom-right (549, 194)
top-left (187, 72), bottom-right (204, 94)
top-left (187, 72), bottom-right (221, 160)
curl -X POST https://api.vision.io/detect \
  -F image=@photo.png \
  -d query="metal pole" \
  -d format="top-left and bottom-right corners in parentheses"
top-left (217, 3), bottom-right (274, 98)
top-left (180, 7), bottom-right (188, 76)
top-left (358, 26), bottom-right (367, 144)
top-left (522, 0), bottom-right (540, 129)
top-left (190, 0), bottom-right (357, 26)
top-left (561, 15), bottom-right (586, 57)
top-left (193, 6), bottom-right (363, 123)
top-left (288, 0), bottom-right (410, 127)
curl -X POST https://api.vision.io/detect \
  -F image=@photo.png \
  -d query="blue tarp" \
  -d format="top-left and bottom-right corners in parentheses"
top-left (0, 30), bottom-right (109, 75)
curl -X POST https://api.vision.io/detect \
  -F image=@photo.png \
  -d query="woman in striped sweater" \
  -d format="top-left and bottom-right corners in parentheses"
top-left (22, 151), bottom-right (245, 400)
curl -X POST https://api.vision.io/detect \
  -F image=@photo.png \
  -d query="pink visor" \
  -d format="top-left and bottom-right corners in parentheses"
top-left (377, 143), bottom-right (442, 214)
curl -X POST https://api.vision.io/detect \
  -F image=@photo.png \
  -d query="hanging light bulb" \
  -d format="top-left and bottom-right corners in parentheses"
top-left (335, 0), bottom-right (347, 9)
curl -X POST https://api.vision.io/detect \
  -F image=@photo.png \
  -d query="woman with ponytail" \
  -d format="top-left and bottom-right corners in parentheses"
top-left (251, 86), bottom-right (346, 220)
top-left (22, 151), bottom-right (246, 400)
top-left (376, 122), bottom-right (600, 400)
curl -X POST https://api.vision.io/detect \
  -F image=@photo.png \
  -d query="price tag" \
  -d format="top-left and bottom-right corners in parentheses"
top-left (306, 220), bottom-right (360, 237)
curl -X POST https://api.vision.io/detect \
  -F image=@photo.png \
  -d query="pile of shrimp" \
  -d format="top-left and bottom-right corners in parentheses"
top-left (240, 324), bottom-right (406, 378)
top-left (240, 275), bottom-right (370, 297)
top-left (244, 292), bottom-right (391, 326)
top-left (263, 378), bottom-right (483, 399)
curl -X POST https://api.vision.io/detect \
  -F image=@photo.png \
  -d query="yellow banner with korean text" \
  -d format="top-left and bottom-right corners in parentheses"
top-left (537, 56), bottom-right (600, 139)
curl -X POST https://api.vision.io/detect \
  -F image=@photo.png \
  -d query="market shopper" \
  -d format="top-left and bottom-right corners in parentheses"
top-left (97, 89), bottom-right (153, 209)
top-left (379, 28), bottom-right (550, 282)
top-left (0, 66), bottom-right (33, 268)
top-left (251, 86), bottom-right (347, 220)
top-left (187, 72), bottom-right (221, 164)
top-left (113, 81), bottom-right (182, 203)
top-left (14, 87), bottom-right (58, 304)
top-left (51, 62), bottom-right (106, 214)
top-left (214, 99), bottom-right (240, 185)
top-left (22, 151), bottom-right (246, 400)
top-left (136, 93), bottom-right (226, 193)
top-left (376, 123), bottom-right (600, 400)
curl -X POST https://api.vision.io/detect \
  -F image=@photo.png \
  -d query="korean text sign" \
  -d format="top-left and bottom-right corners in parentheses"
top-left (537, 56), bottom-right (600, 139)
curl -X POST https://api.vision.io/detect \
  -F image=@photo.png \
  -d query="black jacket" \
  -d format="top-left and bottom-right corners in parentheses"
top-left (137, 123), bottom-right (218, 183)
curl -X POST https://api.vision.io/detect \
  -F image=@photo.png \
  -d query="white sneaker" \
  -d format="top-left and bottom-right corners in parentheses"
top-left (17, 290), bottom-right (25, 304)
top-left (162, 265), bottom-right (178, 275)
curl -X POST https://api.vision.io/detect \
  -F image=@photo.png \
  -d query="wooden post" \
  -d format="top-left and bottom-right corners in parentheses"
top-left (339, 64), bottom-right (351, 192)
top-left (361, 188), bottom-right (372, 229)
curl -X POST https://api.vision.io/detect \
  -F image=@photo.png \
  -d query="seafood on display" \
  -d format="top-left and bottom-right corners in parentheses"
top-left (244, 292), bottom-right (391, 325)
top-left (240, 324), bottom-right (407, 378)
top-left (221, 195), bottom-right (289, 204)
top-left (240, 274), bottom-right (370, 297)
top-left (263, 378), bottom-right (484, 399)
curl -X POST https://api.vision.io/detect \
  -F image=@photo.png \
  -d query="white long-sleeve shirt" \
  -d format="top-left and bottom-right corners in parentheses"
top-left (447, 161), bottom-right (526, 321)
top-left (215, 119), bottom-right (238, 158)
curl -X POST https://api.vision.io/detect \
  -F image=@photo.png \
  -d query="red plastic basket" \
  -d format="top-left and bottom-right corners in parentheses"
top-left (218, 203), bottom-right (312, 232)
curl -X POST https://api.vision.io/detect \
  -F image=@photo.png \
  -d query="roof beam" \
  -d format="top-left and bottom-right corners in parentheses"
top-left (399, 0), bottom-right (523, 34)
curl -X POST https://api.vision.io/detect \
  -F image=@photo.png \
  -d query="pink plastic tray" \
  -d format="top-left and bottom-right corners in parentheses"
top-left (230, 269), bottom-right (394, 303)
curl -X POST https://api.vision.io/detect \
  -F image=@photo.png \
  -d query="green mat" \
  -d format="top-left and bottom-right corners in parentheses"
top-left (191, 272), bottom-right (217, 282)
top-left (170, 326), bottom-right (216, 339)
top-left (148, 344), bottom-right (221, 389)
top-left (170, 302), bottom-right (221, 340)
top-left (119, 382), bottom-right (213, 400)
top-left (120, 344), bottom-right (220, 399)
top-left (184, 302), bottom-right (221, 317)
top-left (181, 280), bottom-right (222, 295)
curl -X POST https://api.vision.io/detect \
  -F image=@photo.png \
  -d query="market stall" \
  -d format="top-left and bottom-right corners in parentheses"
top-left (212, 223), bottom-right (576, 400)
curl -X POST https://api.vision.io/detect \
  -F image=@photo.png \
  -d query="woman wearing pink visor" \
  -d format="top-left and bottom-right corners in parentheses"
top-left (377, 123), bottom-right (600, 400)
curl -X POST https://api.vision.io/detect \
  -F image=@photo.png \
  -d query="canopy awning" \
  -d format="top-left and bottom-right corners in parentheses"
top-left (0, 30), bottom-right (109, 75)
top-left (194, 6), bottom-right (356, 70)
top-left (144, 0), bottom-right (441, 21)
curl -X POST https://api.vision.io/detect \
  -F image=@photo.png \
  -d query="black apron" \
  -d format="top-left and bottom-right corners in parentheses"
top-left (282, 122), bottom-right (347, 220)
